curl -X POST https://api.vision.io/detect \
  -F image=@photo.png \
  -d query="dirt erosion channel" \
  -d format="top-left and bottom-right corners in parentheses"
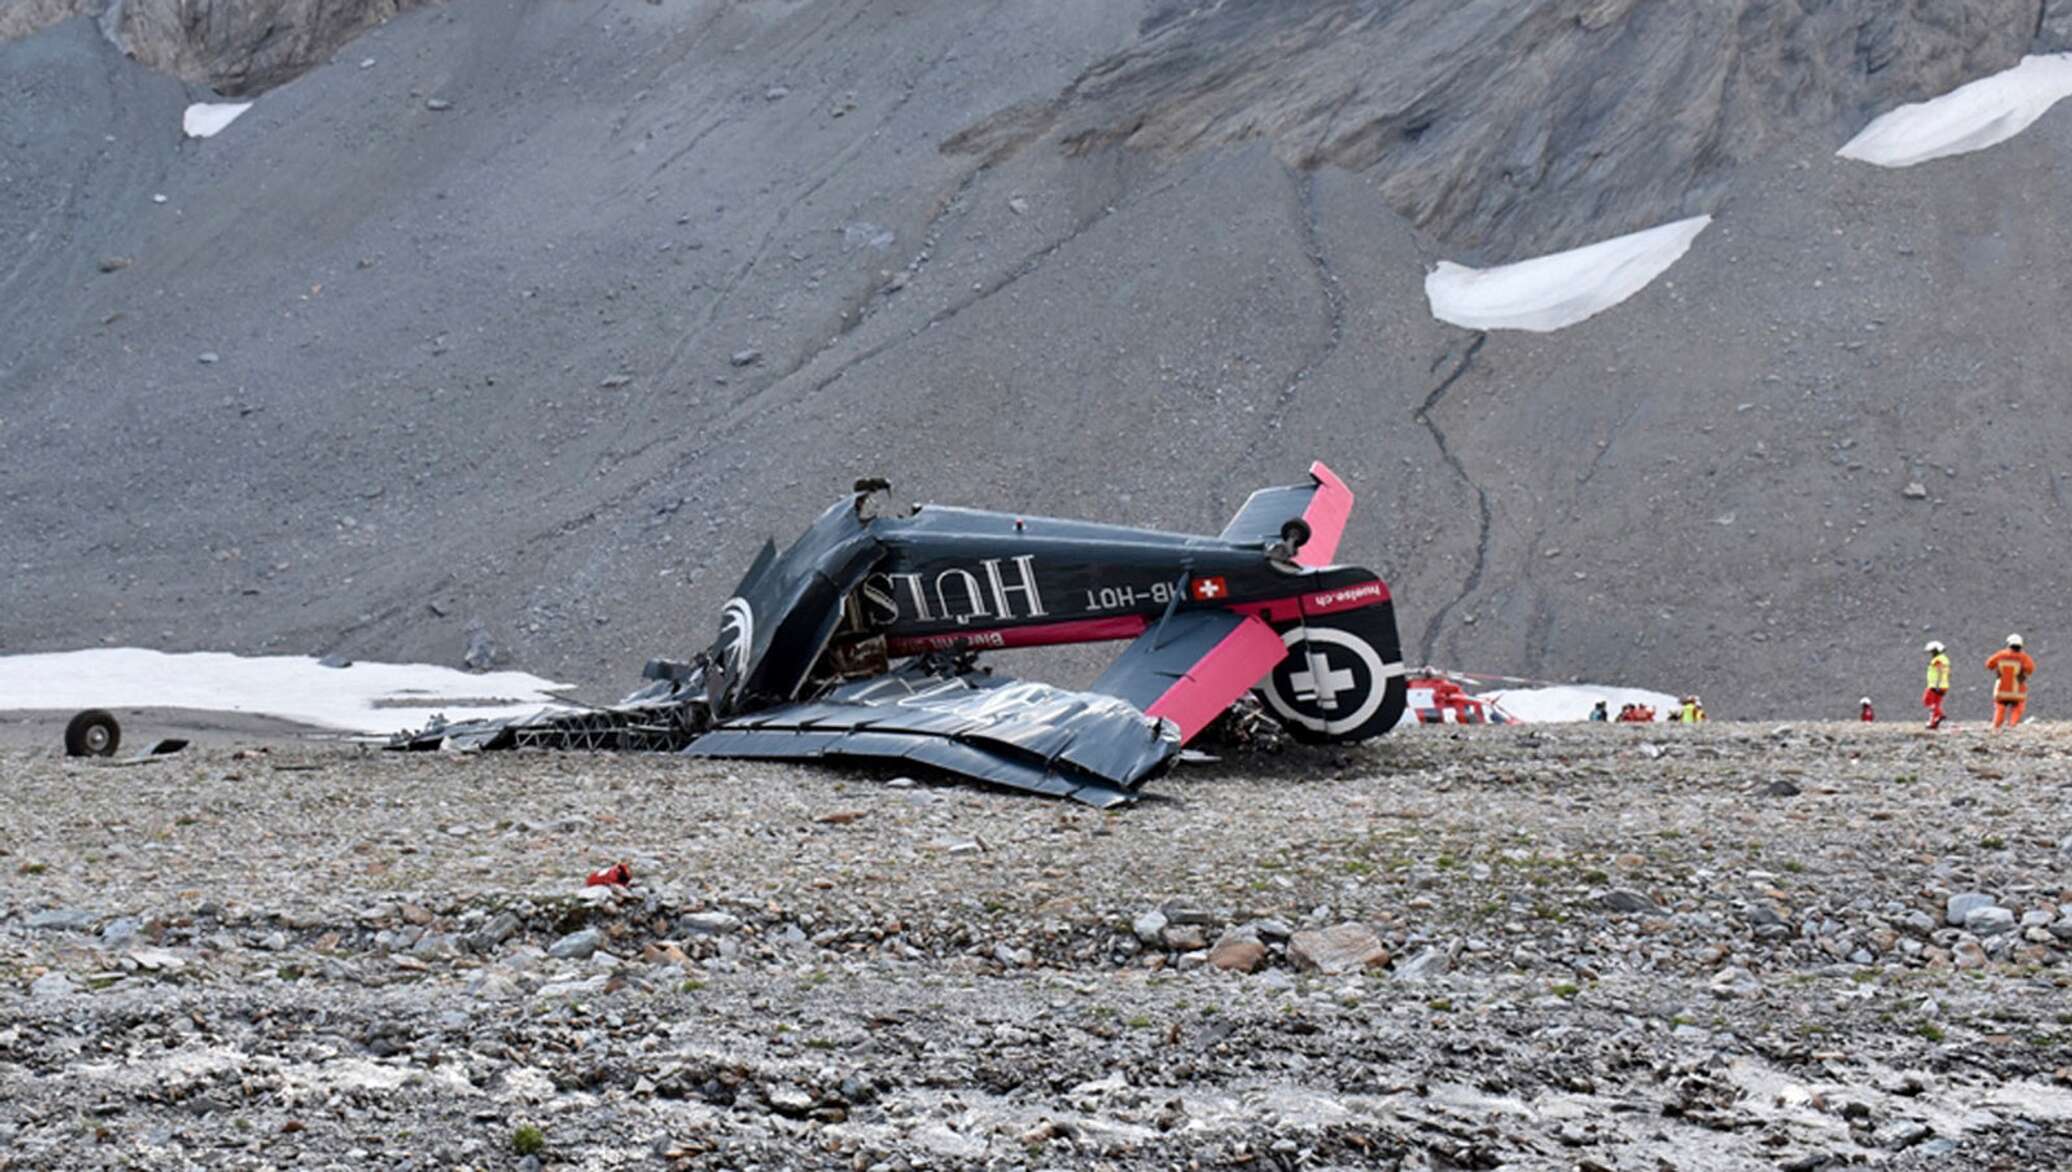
top-left (3, 723), bottom-right (2071, 1168)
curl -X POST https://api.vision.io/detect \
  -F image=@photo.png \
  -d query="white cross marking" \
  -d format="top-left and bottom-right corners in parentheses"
top-left (1290, 648), bottom-right (1356, 711)
top-left (1197, 579), bottom-right (1222, 598)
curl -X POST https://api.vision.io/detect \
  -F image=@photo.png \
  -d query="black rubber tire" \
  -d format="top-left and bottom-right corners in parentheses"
top-left (1279, 518), bottom-right (1312, 552)
top-left (64, 709), bottom-right (121, 758)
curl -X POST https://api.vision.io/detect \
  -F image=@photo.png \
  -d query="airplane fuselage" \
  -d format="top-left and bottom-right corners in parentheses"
top-left (861, 506), bottom-right (1391, 656)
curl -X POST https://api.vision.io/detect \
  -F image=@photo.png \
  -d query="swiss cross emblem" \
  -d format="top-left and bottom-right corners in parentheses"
top-left (1190, 576), bottom-right (1228, 601)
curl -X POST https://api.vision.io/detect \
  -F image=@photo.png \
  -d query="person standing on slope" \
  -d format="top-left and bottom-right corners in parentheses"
top-left (1860, 697), bottom-right (1876, 722)
top-left (1682, 695), bottom-right (1705, 723)
top-left (1922, 641), bottom-right (1950, 729)
top-left (1985, 634), bottom-right (2036, 731)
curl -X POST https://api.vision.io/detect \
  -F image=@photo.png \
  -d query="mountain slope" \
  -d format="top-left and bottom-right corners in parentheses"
top-left (2, 0), bottom-right (2069, 718)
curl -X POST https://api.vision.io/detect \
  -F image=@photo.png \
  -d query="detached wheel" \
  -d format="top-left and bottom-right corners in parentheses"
top-left (64, 710), bottom-right (121, 758)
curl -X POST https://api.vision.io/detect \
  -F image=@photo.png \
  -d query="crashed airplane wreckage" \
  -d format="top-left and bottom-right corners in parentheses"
top-left (392, 463), bottom-right (1407, 805)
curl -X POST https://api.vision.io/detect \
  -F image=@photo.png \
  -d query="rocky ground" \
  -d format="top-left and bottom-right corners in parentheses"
top-left (5, 723), bottom-right (2072, 1169)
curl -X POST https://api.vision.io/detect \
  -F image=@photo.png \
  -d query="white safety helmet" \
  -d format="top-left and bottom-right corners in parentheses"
top-left (1924, 641), bottom-right (1944, 654)
top-left (1860, 697), bottom-right (1873, 705)
top-left (2008, 634), bottom-right (2025, 648)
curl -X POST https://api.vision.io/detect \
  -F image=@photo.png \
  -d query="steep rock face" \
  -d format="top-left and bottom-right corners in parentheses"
top-left (2043, 0), bottom-right (2072, 50)
top-left (956, 0), bottom-right (2043, 260)
top-left (0, 0), bottom-right (426, 93)
top-left (0, 0), bottom-right (87, 42)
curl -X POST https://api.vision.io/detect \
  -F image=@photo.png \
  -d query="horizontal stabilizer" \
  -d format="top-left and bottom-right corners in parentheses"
top-left (1218, 461), bottom-right (1353, 567)
top-left (1091, 609), bottom-right (1286, 744)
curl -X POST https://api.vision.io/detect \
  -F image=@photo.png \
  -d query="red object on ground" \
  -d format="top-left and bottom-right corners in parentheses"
top-left (586, 862), bottom-right (632, 887)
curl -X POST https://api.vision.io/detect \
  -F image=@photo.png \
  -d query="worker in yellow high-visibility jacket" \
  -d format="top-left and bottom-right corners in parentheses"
top-left (1922, 641), bottom-right (1950, 729)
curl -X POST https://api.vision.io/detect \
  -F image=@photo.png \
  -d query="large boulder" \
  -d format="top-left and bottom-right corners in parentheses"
top-left (1287, 923), bottom-right (1389, 974)
top-left (2041, 0), bottom-right (2072, 52)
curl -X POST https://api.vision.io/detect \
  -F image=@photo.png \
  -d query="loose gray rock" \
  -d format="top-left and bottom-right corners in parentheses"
top-left (766, 1083), bottom-right (813, 1115)
top-left (463, 623), bottom-right (497, 671)
top-left (680, 911), bottom-right (740, 935)
top-left (411, 931), bottom-right (455, 959)
top-left (470, 911), bottom-right (521, 951)
top-left (1964, 906), bottom-right (2016, 936)
top-left (1708, 966), bottom-right (1762, 998)
top-left (534, 973), bottom-right (608, 1000)
top-left (1601, 889), bottom-right (1660, 915)
top-left (1160, 924), bottom-right (1207, 952)
top-left (547, 928), bottom-right (603, 960)
top-left (24, 908), bottom-right (94, 931)
top-left (1249, 918), bottom-right (1293, 941)
top-left (1131, 909), bottom-right (1168, 947)
top-left (729, 348), bottom-right (762, 367)
top-left (29, 972), bottom-right (77, 998)
top-left (100, 918), bottom-right (142, 949)
top-left (1946, 892), bottom-right (1997, 925)
top-left (1392, 946), bottom-right (1451, 982)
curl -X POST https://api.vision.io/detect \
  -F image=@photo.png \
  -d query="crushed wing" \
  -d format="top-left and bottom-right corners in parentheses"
top-left (684, 660), bottom-right (1180, 807)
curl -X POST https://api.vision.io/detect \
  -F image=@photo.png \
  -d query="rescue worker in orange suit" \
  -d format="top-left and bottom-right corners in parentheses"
top-left (1985, 634), bottom-right (2036, 731)
top-left (1859, 697), bottom-right (1875, 722)
top-left (1922, 641), bottom-right (1950, 729)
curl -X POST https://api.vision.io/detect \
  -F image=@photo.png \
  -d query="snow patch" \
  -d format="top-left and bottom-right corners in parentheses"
top-left (0, 648), bottom-right (570, 735)
top-left (1839, 54), bottom-right (2072, 168)
top-left (1424, 216), bottom-right (1711, 333)
top-left (1478, 684), bottom-right (1683, 724)
top-left (182, 102), bottom-right (253, 138)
